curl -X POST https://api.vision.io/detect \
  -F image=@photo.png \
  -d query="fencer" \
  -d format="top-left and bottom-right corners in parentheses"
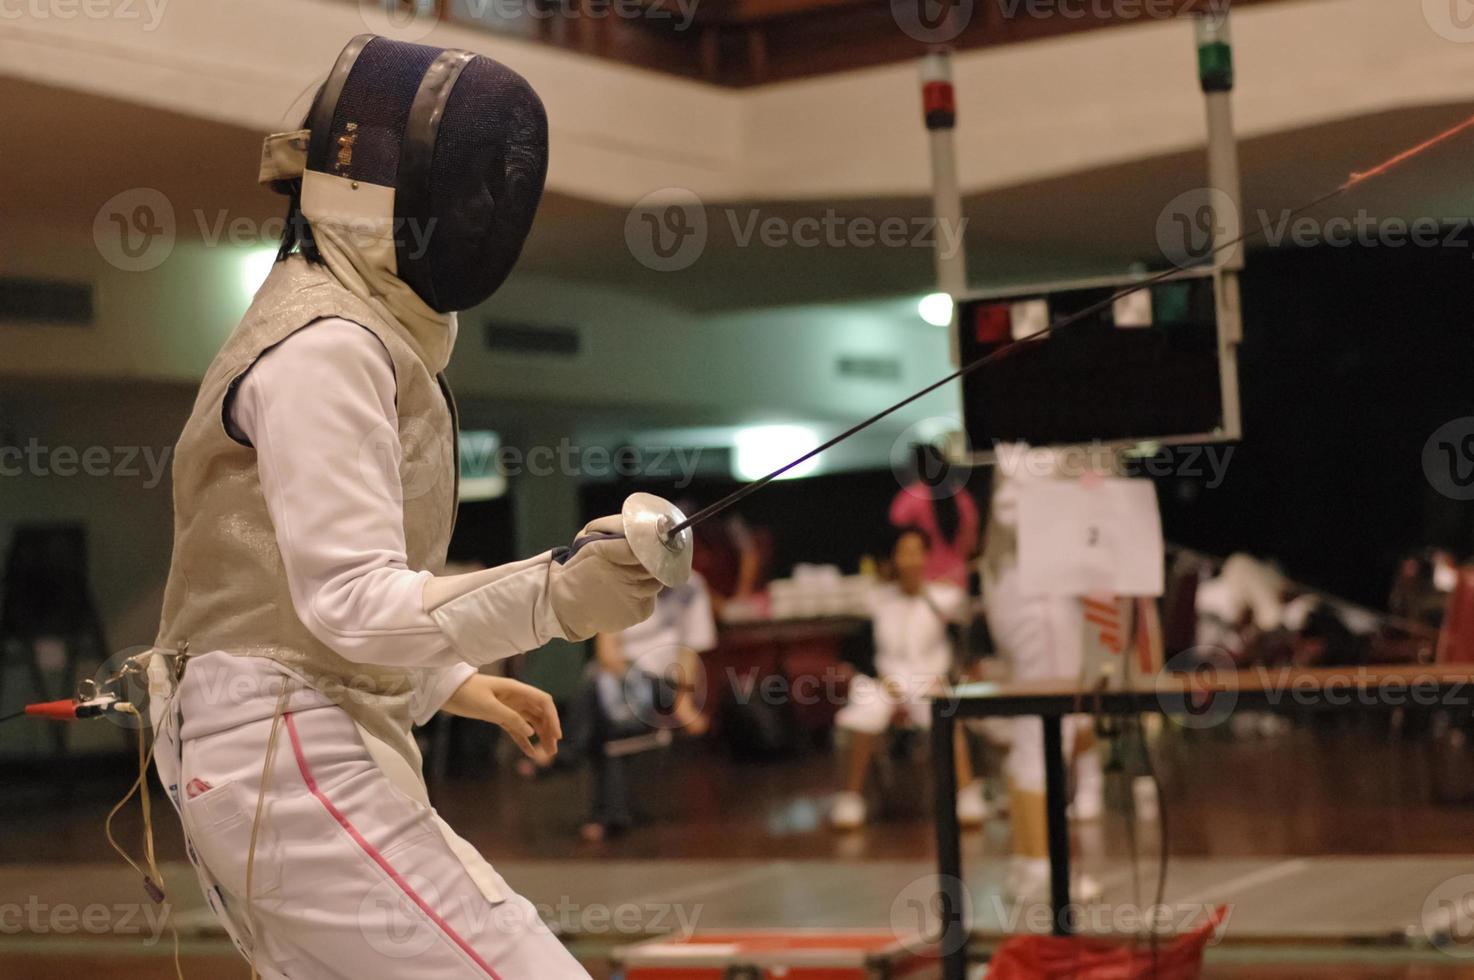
top-left (980, 448), bottom-right (1106, 904)
top-left (146, 36), bottom-right (659, 979)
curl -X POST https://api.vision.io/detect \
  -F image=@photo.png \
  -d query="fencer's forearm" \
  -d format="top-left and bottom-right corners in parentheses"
top-left (423, 552), bottom-right (570, 666)
top-left (408, 662), bottom-right (479, 726)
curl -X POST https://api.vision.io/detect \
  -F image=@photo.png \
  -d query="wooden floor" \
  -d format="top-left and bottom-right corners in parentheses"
top-left (7, 717), bottom-right (1474, 867)
top-left (7, 943), bottom-right (1474, 979)
top-left (3, 716), bottom-right (1473, 976)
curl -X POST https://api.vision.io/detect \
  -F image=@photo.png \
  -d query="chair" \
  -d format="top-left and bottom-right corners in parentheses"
top-left (0, 524), bottom-right (112, 761)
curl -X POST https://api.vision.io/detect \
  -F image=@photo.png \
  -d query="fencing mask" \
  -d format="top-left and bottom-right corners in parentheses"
top-left (260, 35), bottom-right (549, 315)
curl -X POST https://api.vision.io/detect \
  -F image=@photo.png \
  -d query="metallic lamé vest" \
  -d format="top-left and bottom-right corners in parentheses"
top-left (155, 256), bottom-right (458, 769)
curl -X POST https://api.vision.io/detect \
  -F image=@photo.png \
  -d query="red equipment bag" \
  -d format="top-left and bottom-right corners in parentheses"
top-left (986, 907), bottom-right (1226, 980)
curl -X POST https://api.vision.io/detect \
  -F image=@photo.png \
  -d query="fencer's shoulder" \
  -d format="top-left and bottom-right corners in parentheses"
top-left (272, 317), bottom-right (394, 370)
top-left (238, 317), bottom-right (397, 416)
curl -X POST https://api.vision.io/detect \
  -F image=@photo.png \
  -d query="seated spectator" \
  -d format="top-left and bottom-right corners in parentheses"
top-left (572, 572), bottom-right (717, 841)
top-left (830, 526), bottom-right (984, 830)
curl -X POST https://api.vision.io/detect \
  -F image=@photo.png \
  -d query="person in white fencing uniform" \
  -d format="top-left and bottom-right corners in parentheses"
top-left (830, 526), bottom-right (985, 830)
top-left (146, 36), bottom-right (661, 979)
top-left (980, 447), bottom-right (1105, 905)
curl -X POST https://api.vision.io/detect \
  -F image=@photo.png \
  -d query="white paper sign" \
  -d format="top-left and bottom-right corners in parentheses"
top-left (1017, 478), bottom-right (1164, 597)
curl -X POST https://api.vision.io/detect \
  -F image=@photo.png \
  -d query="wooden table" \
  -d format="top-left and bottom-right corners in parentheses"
top-left (929, 664), bottom-right (1474, 980)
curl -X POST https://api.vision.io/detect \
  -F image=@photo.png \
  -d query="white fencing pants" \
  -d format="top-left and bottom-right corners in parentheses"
top-left (177, 703), bottom-right (590, 980)
top-left (984, 570), bottom-right (1089, 794)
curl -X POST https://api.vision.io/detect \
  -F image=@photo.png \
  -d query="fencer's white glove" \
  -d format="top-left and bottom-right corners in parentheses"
top-left (548, 515), bottom-right (663, 641)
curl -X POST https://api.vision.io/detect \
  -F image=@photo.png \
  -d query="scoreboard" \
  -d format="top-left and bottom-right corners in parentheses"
top-left (951, 266), bottom-right (1241, 460)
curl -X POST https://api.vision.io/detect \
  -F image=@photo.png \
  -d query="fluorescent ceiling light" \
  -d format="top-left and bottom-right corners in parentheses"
top-left (733, 425), bottom-right (820, 482)
top-left (918, 292), bottom-right (954, 328)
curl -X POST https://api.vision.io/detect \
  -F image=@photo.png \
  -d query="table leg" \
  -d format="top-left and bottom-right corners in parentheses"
top-left (932, 701), bottom-right (967, 980)
top-left (1042, 715), bottom-right (1073, 936)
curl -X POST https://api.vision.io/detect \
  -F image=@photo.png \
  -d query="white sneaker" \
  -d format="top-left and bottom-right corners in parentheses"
top-left (1068, 792), bottom-right (1104, 822)
top-left (956, 782), bottom-right (988, 827)
top-left (1005, 857), bottom-right (1103, 906)
top-left (1069, 750), bottom-right (1104, 822)
top-left (830, 791), bottom-right (867, 830)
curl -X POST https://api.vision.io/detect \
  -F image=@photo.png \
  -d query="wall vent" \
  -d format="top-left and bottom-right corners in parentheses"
top-left (484, 322), bottom-right (581, 357)
top-left (0, 277), bottom-right (94, 325)
top-left (836, 355), bottom-right (901, 381)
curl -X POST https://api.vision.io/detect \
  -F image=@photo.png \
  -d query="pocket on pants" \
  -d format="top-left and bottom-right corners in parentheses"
top-left (182, 780), bottom-right (282, 898)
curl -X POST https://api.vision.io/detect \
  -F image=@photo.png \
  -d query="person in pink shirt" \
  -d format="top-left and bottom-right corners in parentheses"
top-left (889, 447), bottom-right (980, 587)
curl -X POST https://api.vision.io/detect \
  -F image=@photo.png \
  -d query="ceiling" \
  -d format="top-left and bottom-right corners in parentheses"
top-left (433, 0), bottom-right (1293, 85)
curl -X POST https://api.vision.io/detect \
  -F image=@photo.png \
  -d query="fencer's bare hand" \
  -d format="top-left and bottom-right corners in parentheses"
top-left (548, 515), bottom-right (663, 640)
top-left (445, 674), bottom-right (562, 764)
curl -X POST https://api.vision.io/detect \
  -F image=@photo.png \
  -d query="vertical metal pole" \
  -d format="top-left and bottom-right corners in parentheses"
top-left (921, 50), bottom-right (969, 366)
top-left (1198, 10), bottom-right (1242, 273)
top-left (1042, 715), bottom-right (1073, 936)
top-left (932, 701), bottom-right (968, 980)
top-left (1197, 9), bottom-right (1245, 440)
